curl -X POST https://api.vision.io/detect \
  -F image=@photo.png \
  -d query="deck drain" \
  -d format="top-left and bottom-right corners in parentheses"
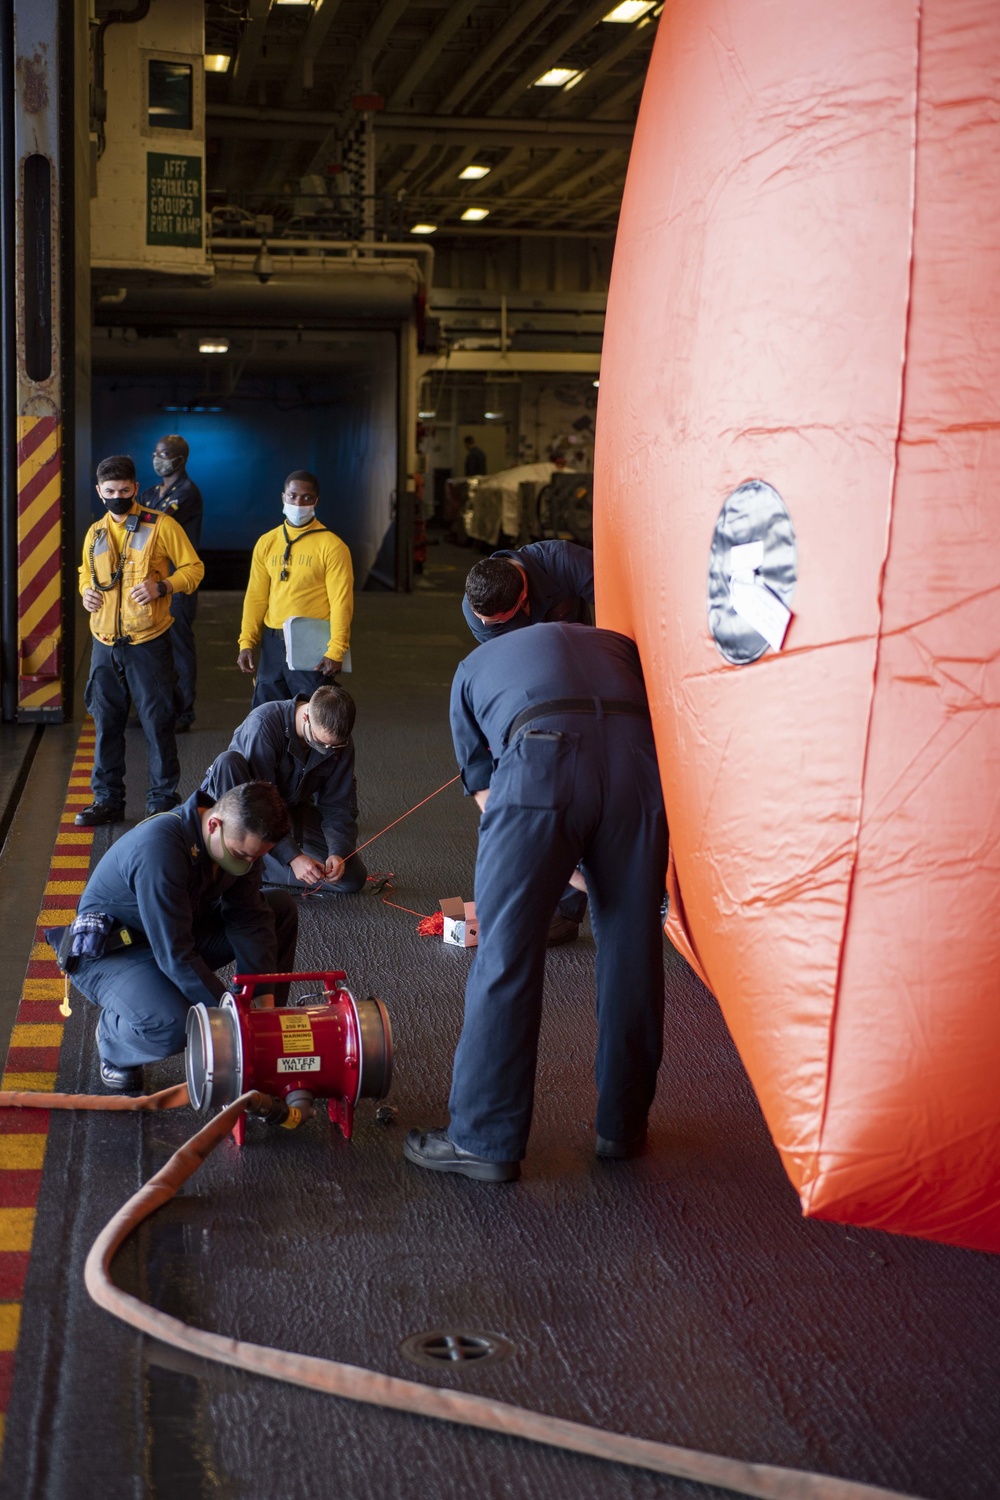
top-left (399, 1330), bottom-right (513, 1370)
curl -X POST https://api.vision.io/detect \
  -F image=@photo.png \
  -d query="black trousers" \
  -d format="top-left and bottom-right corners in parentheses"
top-left (85, 632), bottom-right (179, 811)
top-left (170, 589), bottom-right (198, 725)
top-left (252, 627), bottom-right (335, 709)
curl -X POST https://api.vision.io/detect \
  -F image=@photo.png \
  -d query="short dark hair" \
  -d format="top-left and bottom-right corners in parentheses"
top-left (96, 455), bottom-right (136, 484)
top-left (214, 781), bottom-right (290, 844)
top-left (285, 469), bottom-right (319, 495)
top-left (158, 434), bottom-right (189, 459)
top-left (465, 557), bottom-right (523, 617)
top-left (463, 435), bottom-right (475, 446)
top-left (308, 684), bottom-right (355, 741)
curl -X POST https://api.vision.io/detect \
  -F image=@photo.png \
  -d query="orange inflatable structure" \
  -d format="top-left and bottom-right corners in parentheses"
top-left (595, 0), bottom-right (1000, 1252)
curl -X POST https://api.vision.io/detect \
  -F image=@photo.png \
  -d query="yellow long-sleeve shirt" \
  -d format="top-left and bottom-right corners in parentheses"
top-left (79, 503), bottom-right (204, 646)
top-left (238, 518), bottom-right (354, 662)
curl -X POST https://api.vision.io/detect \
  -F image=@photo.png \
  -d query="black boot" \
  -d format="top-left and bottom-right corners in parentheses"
top-left (74, 802), bottom-right (125, 827)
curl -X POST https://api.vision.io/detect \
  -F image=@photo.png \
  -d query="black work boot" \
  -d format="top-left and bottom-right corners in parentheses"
top-left (403, 1127), bottom-right (520, 1182)
top-left (75, 801), bottom-right (125, 827)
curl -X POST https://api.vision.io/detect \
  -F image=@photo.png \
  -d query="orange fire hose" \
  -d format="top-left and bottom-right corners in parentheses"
top-left (51, 1090), bottom-right (918, 1500)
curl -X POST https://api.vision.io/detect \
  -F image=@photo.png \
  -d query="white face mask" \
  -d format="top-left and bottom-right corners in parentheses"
top-left (283, 502), bottom-right (316, 527)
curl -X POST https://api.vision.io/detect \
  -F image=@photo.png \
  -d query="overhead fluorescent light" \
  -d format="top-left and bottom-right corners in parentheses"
top-left (461, 207), bottom-right (490, 222)
top-left (563, 70), bottom-right (587, 90)
top-left (592, 378), bottom-right (600, 388)
top-left (459, 165), bottom-right (491, 181)
top-left (409, 222), bottom-right (437, 234)
top-left (484, 410), bottom-right (505, 420)
top-left (204, 53), bottom-right (232, 73)
top-left (533, 67), bottom-right (580, 87)
top-left (199, 338), bottom-right (230, 354)
top-left (603, 0), bottom-right (655, 19)
top-left (418, 409), bottom-right (437, 418)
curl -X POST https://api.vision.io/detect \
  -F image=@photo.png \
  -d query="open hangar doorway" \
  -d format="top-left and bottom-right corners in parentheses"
top-left (90, 324), bottom-right (400, 593)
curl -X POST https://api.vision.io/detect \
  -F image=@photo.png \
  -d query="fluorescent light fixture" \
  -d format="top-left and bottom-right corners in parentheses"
top-left (418, 409), bottom-right (436, 418)
top-left (592, 378), bottom-right (600, 388)
top-left (199, 338), bottom-right (230, 354)
top-left (563, 70), bottom-right (586, 90)
top-left (461, 206), bottom-right (490, 222)
top-left (409, 222), bottom-right (437, 234)
top-left (459, 165), bottom-right (491, 180)
top-left (273, 0), bottom-right (311, 5)
top-left (204, 53), bottom-right (232, 73)
top-left (533, 67), bottom-right (580, 87)
top-left (603, 0), bottom-right (655, 19)
top-left (484, 410), bottom-right (505, 420)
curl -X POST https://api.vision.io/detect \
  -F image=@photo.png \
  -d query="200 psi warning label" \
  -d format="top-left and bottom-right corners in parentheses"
top-left (277, 1056), bottom-right (321, 1073)
top-left (278, 1013), bottom-right (315, 1053)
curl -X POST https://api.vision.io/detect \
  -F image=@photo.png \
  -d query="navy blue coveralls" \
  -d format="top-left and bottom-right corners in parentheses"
top-left (140, 473), bottom-right (204, 728)
top-left (201, 696), bottom-right (366, 892)
top-left (463, 539), bottom-right (597, 924)
top-left (448, 623), bottom-right (668, 1161)
top-left (70, 790), bottom-right (298, 1067)
top-left (461, 540), bottom-right (595, 646)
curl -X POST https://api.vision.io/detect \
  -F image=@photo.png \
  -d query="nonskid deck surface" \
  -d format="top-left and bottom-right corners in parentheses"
top-left (1, 567), bottom-right (998, 1500)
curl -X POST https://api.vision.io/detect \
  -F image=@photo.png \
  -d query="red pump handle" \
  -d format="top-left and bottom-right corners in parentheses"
top-left (232, 971), bottom-right (348, 988)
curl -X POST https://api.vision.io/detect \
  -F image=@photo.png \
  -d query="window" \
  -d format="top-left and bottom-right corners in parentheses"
top-left (148, 60), bottom-right (193, 131)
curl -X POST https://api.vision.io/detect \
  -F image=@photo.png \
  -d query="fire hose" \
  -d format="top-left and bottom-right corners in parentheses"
top-left (0, 1088), bottom-right (920, 1500)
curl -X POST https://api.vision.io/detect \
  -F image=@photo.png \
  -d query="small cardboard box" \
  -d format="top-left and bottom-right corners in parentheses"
top-left (439, 897), bottom-right (479, 948)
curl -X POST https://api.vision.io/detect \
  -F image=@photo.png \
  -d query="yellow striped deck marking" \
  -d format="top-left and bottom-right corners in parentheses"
top-left (1, 1074), bottom-right (57, 1093)
top-left (0, 1136), bottom-right (47, 1170)
top-left (49, 857), bottom-right (91, 871)
top-left (20, 979), bottom-right (65, 1000)
top-left (15, 421), bottom-right (57, 480)
top-left (0, 1210), bottom-right (36, 1252)
top-left (18, 576), bottom-right (62, 639)
top-left (17, 472), bottom-right (60, 538)
top-left (43, 881), bottom-right (86, 897)
top-left (63, 795), bottom-right (93, 806)
top-left (36, 912), bottom-right (76, 929)
top-left (0, 1306), bottom-right (22, 1352)
top-left (50, 834), bottom-right (93, 846)
top-left (11, 1026), bottom-right (63, 1048)
top-left (17, 529), bottom-right (61, 597)
top-left (19, 683), bottom-right (61, 712)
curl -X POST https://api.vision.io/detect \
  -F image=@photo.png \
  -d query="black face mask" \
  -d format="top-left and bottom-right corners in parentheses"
top-left (100, 490), bottom-right (136, 513)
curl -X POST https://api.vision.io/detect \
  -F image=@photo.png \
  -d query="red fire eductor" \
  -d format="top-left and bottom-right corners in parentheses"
top-left (185, 972), bottom-right (393, 1145)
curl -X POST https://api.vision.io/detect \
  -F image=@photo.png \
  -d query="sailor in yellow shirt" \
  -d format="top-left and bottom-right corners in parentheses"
top-left (237, 469), bottom-right (354, 709)
top-left (76, 455), bottom-right (204, 827)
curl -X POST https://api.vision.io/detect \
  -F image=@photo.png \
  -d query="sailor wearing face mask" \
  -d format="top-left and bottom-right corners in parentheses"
top-left (77, 454), bottom-right (204, 826)
top-left (59, 781), bottom-right (298, 1092)
top-left (237, 470), bottom-right (354, 708)
top-left (201, 684), bottom-right (366, 893)
top-left (139, 434), bottom-right (204, 732)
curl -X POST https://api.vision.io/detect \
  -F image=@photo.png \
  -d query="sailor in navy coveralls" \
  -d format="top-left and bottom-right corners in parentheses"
top-left (70, 784), bottom-right (297, 1091)
top-left (405, 623), bottom-right (668, 1181)
top-left (140, 434), bottom-right (204, 730)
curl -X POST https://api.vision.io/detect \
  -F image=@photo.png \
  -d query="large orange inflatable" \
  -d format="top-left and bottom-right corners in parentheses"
top-left (595, 0), bottom-right (1000, 1252)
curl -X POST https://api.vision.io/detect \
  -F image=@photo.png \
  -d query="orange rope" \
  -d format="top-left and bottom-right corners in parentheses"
top-left (354, 774), bottom-right (462, 856)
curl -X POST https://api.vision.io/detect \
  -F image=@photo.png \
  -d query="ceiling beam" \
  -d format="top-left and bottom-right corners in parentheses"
top-left (545, 14), bottom-right (657, 116)
top-left (386, 0), bottom-right (479, 109)
top-left (482, 0), bottom-right (623, 121)
top-left (304, 0), bottom-right (412, 177)
top-left (434, 0), bottom-right (557, 115)
top-left (228, 0), bottom-right (272, 106)
top-left (282, 0), bottom-right (347, 108)
top-left (206, 106), bottom-right (634, 151)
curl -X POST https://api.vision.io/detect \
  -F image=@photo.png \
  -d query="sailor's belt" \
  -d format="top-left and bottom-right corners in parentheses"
top-left (504, 697), bottom-right (649, 746)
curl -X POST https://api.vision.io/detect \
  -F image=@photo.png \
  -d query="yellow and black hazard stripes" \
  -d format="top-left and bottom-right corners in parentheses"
top-left (0, 722), bottom-right (94, 1445)
top-left (16, 413), bottom-right (63, 714)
